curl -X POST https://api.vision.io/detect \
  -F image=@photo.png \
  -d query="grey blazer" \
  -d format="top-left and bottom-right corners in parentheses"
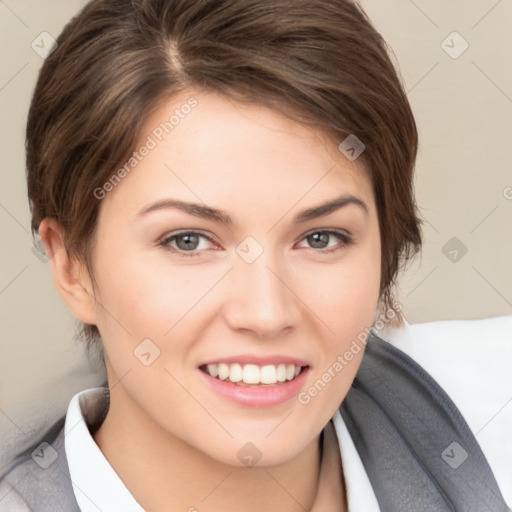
top-left (0, 332), bottom-right (509, 511)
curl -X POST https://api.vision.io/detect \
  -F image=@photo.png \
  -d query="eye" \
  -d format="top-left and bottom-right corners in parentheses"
top-left (159, 229), bottom-right (353, 258)
top-left (296, 230), bottom-right (353, 253)
top-left (159, 230), bottom-right (217, 257)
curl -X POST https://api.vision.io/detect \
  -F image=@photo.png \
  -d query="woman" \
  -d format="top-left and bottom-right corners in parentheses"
top-left (0, 0), bottom-right (508, 510)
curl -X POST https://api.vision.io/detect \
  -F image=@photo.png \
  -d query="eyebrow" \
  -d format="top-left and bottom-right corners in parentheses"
top-left (137, 194), bottom-right (368, 225)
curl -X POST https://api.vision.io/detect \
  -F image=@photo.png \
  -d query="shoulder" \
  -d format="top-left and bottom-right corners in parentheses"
top-left (0, 417), bottom-right (80, 512)
top-left (381, 314), bottom-right (512, 506)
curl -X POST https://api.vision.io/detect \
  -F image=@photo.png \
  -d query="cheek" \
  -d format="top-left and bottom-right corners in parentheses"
top-left (93, 232), bottom-right (381, 342)
top-left (119, 263), bottom-right (219, 333)
top-left (297, 242), bottom-right (380, 406)
top-left (299, 246), bottom-right (381, 331)
top-left (91, 248), bottom-right (218, 355)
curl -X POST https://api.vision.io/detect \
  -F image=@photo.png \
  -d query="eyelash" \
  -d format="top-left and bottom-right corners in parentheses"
top-left (158, 229), bottom-right (354, 258)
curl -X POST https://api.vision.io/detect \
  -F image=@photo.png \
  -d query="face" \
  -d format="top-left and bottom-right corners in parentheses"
top-left (86, 90), bottom-right (381, 466)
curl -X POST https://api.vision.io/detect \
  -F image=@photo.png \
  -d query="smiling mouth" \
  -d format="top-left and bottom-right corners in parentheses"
top-left (199, 363), bottom-right (308, 387)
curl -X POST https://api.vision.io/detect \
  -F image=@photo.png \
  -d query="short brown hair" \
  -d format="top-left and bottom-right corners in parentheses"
top-left (26, 0), bottom-right (423, 353)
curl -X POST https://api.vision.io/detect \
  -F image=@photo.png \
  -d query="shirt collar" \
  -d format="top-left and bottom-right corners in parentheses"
top-left (331, 409), bottom-right (380, 511)
top-left (64, 388), bottom-right (144, 511)
top-left (64, 319), bottom-right (414, 512)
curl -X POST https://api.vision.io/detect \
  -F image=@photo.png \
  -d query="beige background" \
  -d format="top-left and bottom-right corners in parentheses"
top-left (1, 1), bottom-right (511, 415)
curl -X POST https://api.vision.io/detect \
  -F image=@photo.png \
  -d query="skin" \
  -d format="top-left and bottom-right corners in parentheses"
top-left (40, 89), bottom-right (381, 511)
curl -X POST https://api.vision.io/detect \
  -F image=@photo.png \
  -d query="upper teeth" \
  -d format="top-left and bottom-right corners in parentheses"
top-left (206, 363), bottom-right (302, 384)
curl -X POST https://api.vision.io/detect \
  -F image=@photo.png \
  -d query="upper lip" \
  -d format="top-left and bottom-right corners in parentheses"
top-left (199, 355), bottom-right (310, 367)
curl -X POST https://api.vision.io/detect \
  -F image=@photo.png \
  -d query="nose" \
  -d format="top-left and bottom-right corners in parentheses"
top-left (222, 248), bottom-right (301, 339)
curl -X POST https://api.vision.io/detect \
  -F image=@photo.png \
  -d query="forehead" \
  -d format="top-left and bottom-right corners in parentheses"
top-left (100, 89), bottom-right (375, 219)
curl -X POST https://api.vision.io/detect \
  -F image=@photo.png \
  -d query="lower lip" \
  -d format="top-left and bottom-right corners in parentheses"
top-left (198, 367), bottom-right (310, 407)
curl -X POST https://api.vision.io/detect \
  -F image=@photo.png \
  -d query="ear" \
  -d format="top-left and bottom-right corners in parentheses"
top-left (38, 218), bottom-right (97, 325)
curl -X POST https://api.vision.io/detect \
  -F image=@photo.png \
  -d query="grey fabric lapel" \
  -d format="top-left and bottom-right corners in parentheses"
top-left (0, 417), bottom-right (80, 512)
top-left (341, 331), bottom-right (510, 512)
